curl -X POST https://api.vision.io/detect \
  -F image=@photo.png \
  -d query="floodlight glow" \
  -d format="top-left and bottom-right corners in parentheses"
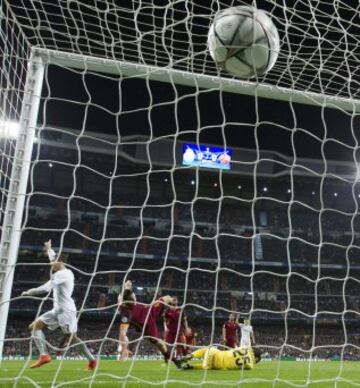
top-left (0, 120), bottom-right (20, 139)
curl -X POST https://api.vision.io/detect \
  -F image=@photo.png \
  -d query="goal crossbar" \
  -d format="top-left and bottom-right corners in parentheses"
top-left (32, 48), bottom-right (360, 114)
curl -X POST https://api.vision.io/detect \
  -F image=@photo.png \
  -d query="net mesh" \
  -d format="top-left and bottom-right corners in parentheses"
top-left (6, 0), bottom-right (360, 99)
top-left (1, 0), bottom-right (360, 387)
top-left (0, 0), bottom-right (29, 303)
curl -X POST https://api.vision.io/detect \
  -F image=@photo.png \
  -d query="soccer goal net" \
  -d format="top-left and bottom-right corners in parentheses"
top-left (1, 0), bottom-right (360, 387)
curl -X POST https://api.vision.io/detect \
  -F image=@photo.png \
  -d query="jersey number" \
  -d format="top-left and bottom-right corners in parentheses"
top-left (232, 349), bottom-right (250, 366)
top-left (232, 349), bottom-right (244, 366)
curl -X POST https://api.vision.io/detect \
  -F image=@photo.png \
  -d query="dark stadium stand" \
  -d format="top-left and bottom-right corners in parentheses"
top-left (4, 144), bottom-right (360, 359)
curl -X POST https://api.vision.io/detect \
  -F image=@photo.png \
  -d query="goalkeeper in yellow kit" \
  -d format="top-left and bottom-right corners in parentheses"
top-left (180, 346), bottom-right (261, 370)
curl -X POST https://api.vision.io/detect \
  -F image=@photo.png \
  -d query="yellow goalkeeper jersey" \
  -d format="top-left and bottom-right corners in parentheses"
top-left (213, 347), bottom-right (255, 370)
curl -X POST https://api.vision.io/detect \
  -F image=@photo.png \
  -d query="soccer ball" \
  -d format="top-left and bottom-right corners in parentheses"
top-left (208, 6), bottom-right (280, 79)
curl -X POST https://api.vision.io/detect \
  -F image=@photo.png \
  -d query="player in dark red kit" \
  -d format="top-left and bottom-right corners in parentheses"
top-left (117, 280), bottom-right (181, 367)
top-left (222, 313), bottom-right (239, 349)
top-left (163, 297), bottom-right (188, 358)
top-left (184, 326), bottom-right (197, 354)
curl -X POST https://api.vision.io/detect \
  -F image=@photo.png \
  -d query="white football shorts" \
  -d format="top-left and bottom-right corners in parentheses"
top-left (240, 340), bottom-right (251, 348)
top-left (39, 309), bottom-right (78, 334)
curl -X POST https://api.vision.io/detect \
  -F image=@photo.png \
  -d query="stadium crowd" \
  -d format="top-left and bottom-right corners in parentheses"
top-left (3, 145), bottom-right (360, 361)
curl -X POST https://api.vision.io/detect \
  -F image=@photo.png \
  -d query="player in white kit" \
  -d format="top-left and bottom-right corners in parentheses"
top-left (21, 240), bottom-right (97, 370)
top-left (239, 319), bottom-right (255, 348)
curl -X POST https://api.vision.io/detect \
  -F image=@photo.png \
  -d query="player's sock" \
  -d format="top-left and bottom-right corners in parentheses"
top-left (74, 338), bottom-right (95, 361)
top-left (163, 349), bottom-right (173, 362)
top-left (33, 330), bottom-right (48, 356)
top-left (57, 335), bottom-right (68, 356)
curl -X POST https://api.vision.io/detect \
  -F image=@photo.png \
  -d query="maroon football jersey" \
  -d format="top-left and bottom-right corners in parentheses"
top-left (165, 308), bottom-right (185, 334)
top-left (224, 320), bottom-right (238, 340)
top-left (119, 303), bottom-right (151, 328)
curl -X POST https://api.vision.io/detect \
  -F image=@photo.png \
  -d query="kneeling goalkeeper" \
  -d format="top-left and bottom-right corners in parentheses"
top-left (180, 346), bottom-right (261, 370)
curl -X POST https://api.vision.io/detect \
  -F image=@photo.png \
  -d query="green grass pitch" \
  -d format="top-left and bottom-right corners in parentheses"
top-left (0, 360), bottom-right (359, 387)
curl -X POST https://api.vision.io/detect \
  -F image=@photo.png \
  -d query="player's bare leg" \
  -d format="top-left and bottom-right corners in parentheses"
top-left (29, 320), bottom-right (52, 368)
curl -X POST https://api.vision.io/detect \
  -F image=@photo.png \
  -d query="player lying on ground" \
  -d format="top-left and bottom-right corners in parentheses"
top-left (180, 346), bottom-right (261, 370)
top-left (21, 240), bottom-right (96, 370)
top-left (117, 280), bottom-right (182, 367)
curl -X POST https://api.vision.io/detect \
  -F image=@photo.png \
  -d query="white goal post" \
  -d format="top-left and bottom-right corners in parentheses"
top-left (33, 47), bottom-right (360, 114)
top-left (0, 54), bottom-right (45, 360)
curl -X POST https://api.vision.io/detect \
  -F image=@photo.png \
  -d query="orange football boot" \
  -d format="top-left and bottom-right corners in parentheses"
top-left (30, 354), bottom-right (51, 368)
top-left (85, 359), bottom-right (97, 371)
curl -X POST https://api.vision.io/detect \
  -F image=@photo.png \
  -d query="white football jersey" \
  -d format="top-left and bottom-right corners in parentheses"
top-left (27, 268), bottom-right (76, 313)
top-left (239, 323), bottom-right (253, 346)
